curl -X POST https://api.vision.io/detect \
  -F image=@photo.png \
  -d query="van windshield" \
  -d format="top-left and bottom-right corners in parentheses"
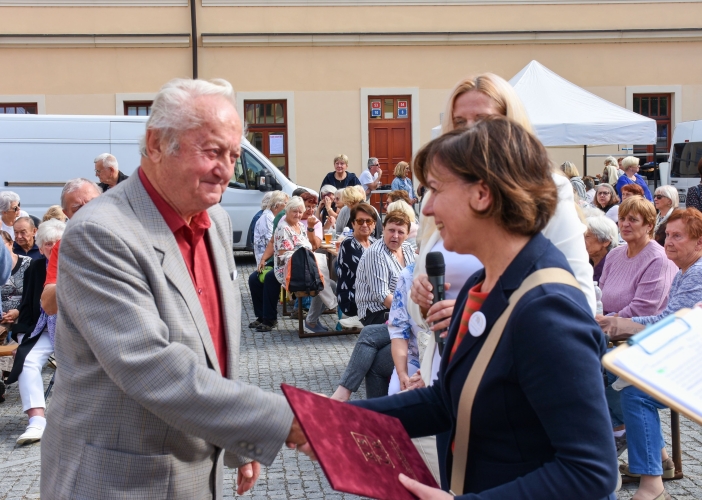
top-left (671, 142), bottom-right (702, 178)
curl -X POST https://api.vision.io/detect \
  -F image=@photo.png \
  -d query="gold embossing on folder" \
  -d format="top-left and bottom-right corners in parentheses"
top-left (389, 435), bottom-right (417, 480)
top-left (351, 432), bottom-right (395, 468)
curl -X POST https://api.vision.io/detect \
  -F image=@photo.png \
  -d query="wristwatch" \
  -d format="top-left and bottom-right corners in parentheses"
top-left (307, 227), bottom-right (315, 232)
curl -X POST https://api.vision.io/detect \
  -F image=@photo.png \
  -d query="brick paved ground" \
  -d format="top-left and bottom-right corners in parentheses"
top-left (0, 251), bottom-right (700, 499)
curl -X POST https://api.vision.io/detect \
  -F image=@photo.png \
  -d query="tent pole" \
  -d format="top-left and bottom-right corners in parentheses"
top-left (653, 143), bottom-right (658, 190)
top-left (583, 145), bottom-right (588, 177)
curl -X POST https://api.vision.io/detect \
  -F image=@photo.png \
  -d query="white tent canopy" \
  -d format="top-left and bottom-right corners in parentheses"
top-left (431, 60), bottom-right (656, 147)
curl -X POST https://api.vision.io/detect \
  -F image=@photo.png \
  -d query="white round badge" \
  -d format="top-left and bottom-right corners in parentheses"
top-left (468, 311), bottom-right (487, 337)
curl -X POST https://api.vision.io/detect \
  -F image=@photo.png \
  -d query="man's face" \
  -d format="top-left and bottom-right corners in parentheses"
top-left (147, 95), bottom-right (242, 220)
top-left (13, 220), bottom-right (36, 250)
top-left (64, 183), bottom-right (101, 218)
top-left (94, 160), bottom-right (113, 184)
top-left (371, 163), bottom-right (381, 175)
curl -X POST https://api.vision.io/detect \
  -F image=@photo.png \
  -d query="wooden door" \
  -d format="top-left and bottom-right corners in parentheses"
top-left (368, 96), bottom-right (412, 212)
top-left (243, 100), bottom-right (289, 177)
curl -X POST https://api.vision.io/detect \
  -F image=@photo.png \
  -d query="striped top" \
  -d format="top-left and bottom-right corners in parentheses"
top-left (599, 240), bottom-right (677, 318)
top-left (449, 283), bottom-right (489, 362)
top-left (355, 239), bottom-right (415, 320)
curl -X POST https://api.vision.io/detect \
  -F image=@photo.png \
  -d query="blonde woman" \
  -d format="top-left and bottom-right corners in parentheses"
top-left (431, 72), bottom-right (596, 314)
top-left (615, 156), bottom-right (653, 201)
top-left (42, 205), bottom-right (67, 223)
top-left (335, 185), bottom-right (381, 238)
top-left (561, 161), bottom-right (587, 201)
top-left (391, 161), bottom-right (417, 205)
top-left (319, 154), bottom-right (362, 191)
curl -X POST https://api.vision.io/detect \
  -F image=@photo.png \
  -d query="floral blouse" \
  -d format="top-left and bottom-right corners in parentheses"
top-left (388, 262), bottom-right (421, 371)
top-left (273, 218), bottom-right (312, 284)
top-left (1, 255), bottom-right (31, 312)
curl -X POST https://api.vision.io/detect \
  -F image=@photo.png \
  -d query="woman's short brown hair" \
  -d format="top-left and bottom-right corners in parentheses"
top-left (0, 230), bottom-right (12, 246)
top-left (387, 189), bottom-right (411, 205)
top-left (621, 184), bottom-right (644, 197)
top-left (394, 161), bottom-right (409, 178)
top-left (413, 115), bottom-right (557, 236)
top-left (383, 210), bottom-right (411, 232)
top-left (666, 208), bottom-right (702, 240)
top-left (349, 203), bottom-right (377, 224)
top-left (619, 195), bottom-right (657, 238)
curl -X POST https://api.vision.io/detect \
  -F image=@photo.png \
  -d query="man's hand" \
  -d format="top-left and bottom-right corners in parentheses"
top-left (398, 473), bottom-right (452, 499)
top-left (237, 461), bottom-right (261, 495)
top-left (286, 417), bottom-right (316, 460)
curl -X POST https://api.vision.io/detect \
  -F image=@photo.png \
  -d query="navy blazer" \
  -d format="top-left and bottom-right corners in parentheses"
top-left (353, 234), bottom-right (618, 499)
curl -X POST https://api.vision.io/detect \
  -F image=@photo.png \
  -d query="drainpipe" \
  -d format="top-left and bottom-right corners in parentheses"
top-left (190, 0), bottom-right (198, 79)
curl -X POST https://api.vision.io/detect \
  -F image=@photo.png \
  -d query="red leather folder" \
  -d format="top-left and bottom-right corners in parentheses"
top-left (281, 384), bottom-right (440, 500)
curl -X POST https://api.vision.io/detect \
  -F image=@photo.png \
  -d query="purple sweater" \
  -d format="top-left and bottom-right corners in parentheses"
top-left (599, 240), bottom-right (677, 318)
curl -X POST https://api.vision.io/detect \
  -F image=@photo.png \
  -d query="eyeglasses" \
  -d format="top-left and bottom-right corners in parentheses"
top-left (95, 169), bottom-right (101, 176)
top-left (654, 194), bottom-right (667, 200)
top-left (354, 218), bottom-right (374, 226)
top-left (9, 206), bottom-right (19, 212)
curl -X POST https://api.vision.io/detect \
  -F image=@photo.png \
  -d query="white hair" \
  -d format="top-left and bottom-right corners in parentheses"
top-left (60, 178), bottom-right (102, 211)
top-left (604, 156), bottom-right (618, 167)
top-left (36, 218), bottom-right (66, 248)
top-left (655, 185), bottom-right (680, 208)
top-left (139, 78), bottom-right (237, 157)
top-left (267, 190), bottom-right (289, 211)
top-left (285, 196), bottom-right (305, 213)
top-left (260, 191), bottom-right (274, 210)
top-left (0, 191), bottom-right (20, 212)
top-left (586, 215), bottom-right (619, 251)
top-left (320, 184), bottom-right (337, 196)
top-left (94, 153), bottom-right (118, 171)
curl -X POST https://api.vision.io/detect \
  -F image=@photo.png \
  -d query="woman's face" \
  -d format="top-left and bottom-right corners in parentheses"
top-left (664, 219), bottom-right (701, 269)
top-left (383, 222), bottom-right (408, 252)
top-left (287, 207), bottom-right (304, 225)
top-left (334, 194), bottom-right (344, 207)
top-left (3, 239), bottom-right (12, 252)
top-left (39, 239), bottom-right (57, 258)
top-left (452, 90), bottom-right (501, 129)
top-left (584, 231), bottom-right (609, 258)
top-left (654, 192), bottom-right (672, 212)
top-left (1, 201), bottom-right (19, 224)
top-left (618, 210), bottom-right (652, 244)
top-left (596, 187), bottom-right (612, 207)
top-left (334, 160), bottom-right (348, 174)
top-left (352, 211), bottom-right (375, 239)
top-left (422, 162), bottom-right (484, 254)
top-left (621, 190), bottom-right (634, 201)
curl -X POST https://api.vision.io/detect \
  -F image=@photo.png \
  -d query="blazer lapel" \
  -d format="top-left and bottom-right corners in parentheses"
top-left (123, 172), bottom-right (222, 375)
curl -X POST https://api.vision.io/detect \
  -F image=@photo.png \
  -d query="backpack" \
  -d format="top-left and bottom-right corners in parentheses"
top-left (285, 247), bottom-right (325, 294)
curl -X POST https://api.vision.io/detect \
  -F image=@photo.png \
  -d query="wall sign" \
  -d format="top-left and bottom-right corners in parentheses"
top-left (371, 108), bottom-right (381, 117)
top-left (397, 108), bottom-right (408, 118)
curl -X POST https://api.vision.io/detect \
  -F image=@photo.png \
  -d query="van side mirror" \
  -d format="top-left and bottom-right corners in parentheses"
top-left (258, 171), bottom-right (282, 192)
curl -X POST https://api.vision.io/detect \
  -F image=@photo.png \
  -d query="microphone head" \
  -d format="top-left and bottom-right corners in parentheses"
top-left (426, 252), bottom-right (445, 277)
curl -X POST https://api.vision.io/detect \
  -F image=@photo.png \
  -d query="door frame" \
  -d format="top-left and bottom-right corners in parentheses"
top-left (361, 87), bottom-right (419, 180)
top-left (237, 91), bottom-right (297, 182)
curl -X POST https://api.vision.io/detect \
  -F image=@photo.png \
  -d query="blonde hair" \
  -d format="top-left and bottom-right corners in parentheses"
top-left (394, 161), bottom-right (410, 178)
top-left (42, 205), bottom-right (67, 222)
top-left (442, 73), bottom-right (533, 135)
top-left (386, 200), bottom-right (415, 223)
top-left (621, 156), bottom-right (640, 170)
top-left (560, 161), bottom-right (580, 179)
top-left (603, 165), bottom-right (620, 187)
top-left (604, 156), bottom-right (618, 167)
top-left (340, 185), bottom-right (365, 206)
top-left (333, 154), bottom-right (349, 166)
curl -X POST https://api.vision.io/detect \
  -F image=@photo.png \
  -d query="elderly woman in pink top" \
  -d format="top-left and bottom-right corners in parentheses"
top-left (599, 196), bottom-right (677, 318)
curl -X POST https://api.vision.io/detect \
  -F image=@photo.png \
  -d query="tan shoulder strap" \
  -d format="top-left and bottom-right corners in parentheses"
top-left (449, 268), bottom-right (581, 495)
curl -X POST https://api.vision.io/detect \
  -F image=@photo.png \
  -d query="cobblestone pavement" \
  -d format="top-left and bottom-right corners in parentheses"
top-left (1, 252), bottom-right (700, 499)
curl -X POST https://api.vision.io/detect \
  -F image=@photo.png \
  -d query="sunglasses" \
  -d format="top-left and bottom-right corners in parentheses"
top-left (654, 194), bottom-right (667, 200)
top-left (354, 218), bottom-right (374, 226)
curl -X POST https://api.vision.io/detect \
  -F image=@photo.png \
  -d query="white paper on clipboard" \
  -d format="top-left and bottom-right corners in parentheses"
top-left (611, 308), bottom-right (702, 417)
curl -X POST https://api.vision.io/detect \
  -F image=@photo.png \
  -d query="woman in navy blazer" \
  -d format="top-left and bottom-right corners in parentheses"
top-left (352, 117), bottom-right (619, 499)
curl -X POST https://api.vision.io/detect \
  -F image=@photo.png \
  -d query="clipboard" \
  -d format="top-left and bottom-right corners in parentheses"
top-left (602, 307), bottom-right (702, 426)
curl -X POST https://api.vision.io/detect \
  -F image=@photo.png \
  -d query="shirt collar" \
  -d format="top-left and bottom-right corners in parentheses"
top-left (138, 168), bottom-right (211, 235)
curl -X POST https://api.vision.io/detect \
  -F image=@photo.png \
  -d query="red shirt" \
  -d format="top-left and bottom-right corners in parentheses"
top-left (45, 240), bottom-right (60, 285)
top-left (139, 168), bottom-right (228, 376)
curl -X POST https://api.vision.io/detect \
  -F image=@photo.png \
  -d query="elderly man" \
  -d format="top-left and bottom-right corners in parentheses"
top-left (94, 152), bottom-right (128, 191)
top-left (41, 78), bottom-right (309, 500)
top-left (359, 157), bottom-right (382, 200)
top-left (39, 178), bottom-right (103, 316)
top-left (13, 217), bottom-right (41, 260)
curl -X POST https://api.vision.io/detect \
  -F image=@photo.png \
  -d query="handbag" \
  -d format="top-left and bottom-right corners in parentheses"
top-left (450, 268), bottom-right (581, 495)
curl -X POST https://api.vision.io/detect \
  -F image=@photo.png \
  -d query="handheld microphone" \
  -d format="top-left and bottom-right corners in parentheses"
top-left (425, 252), bottom-right (446, 355)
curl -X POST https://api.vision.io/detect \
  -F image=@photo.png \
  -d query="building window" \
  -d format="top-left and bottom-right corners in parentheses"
top-left (124, 101), bottom-right (153, 116)
top-left (243, 100), bottom-right (288, 177)
top-left (633, 93), bottom-right (671, 165)
top-left (0, 103), bottom-right (38, 114)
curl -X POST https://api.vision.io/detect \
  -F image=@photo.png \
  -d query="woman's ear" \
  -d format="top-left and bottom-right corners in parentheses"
top-left (469, 180), bottom-right (493, 212)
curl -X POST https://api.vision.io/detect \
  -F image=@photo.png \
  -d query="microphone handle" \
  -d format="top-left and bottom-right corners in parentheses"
top-left (427, 275), bottom-right (446, 355)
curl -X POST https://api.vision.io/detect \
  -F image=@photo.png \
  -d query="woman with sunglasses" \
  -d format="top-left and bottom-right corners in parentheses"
top-left (0, 191), bottom-right (23, 239)
top-left (335, 202), bottom-right (377, 320)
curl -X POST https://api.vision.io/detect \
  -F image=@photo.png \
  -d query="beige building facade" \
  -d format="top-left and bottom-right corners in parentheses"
top-left (1, 0), bottom-right (701, 188)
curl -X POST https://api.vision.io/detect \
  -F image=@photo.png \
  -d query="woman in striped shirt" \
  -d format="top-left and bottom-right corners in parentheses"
top-left (355, 211), bottom-right (416, 326)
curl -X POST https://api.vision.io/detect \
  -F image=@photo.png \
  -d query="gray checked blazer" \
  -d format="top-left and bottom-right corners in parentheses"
top-left (41, 172), bottom-right (294, 500)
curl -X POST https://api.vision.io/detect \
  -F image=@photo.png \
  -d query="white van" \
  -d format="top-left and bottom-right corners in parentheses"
top-left (0, 114), bottom-right (308, 250)
top-left (660, 120), bottom-right (702, 204)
